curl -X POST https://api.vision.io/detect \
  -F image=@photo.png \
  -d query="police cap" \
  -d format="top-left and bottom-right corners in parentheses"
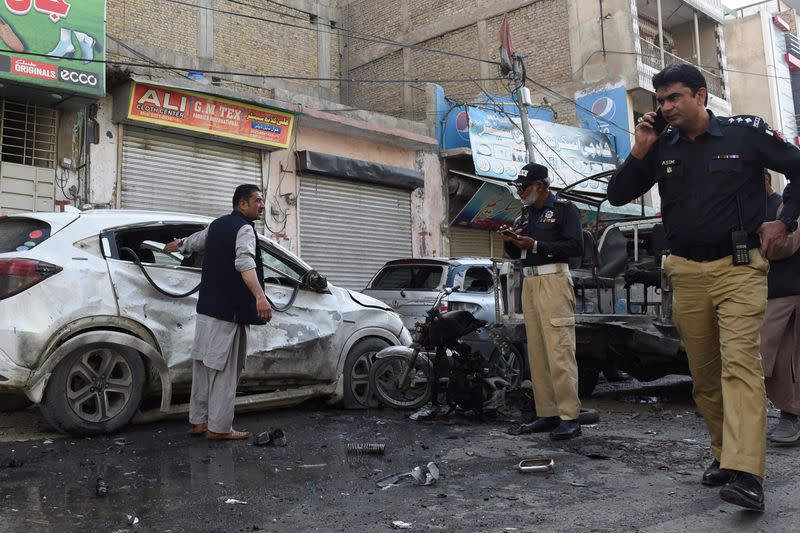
top-left (512, 163), bottom-right (549, 187)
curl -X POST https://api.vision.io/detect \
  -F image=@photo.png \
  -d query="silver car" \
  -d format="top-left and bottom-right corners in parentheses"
top-left (0, 210), bottom-right (411, 435)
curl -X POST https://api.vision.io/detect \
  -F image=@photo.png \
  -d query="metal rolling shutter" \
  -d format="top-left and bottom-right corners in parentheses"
top-left (121, 126), bottom-right (262, 220)
top-left (449, 227), bottom-right (505, 258)
top-left (299, 175), bottom-right (412, 290)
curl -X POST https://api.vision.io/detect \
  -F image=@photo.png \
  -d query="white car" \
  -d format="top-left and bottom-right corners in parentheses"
top-left (0, 209), bottom-right (411, 435)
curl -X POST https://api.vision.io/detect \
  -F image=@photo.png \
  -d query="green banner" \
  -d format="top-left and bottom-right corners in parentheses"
top-left (0, 0), bottom-right (105, 97)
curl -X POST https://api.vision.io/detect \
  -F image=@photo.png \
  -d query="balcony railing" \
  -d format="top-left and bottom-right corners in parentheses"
top-left (638, 38), bottom-right (724, 98)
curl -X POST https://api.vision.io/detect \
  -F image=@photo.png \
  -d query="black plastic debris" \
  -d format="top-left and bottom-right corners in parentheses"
top-left (96, 477), bottom-right (109, 497)
top-left (346, 443), bottom-right (385, 455)
top-left (253, 428), bottom-right (287, 447)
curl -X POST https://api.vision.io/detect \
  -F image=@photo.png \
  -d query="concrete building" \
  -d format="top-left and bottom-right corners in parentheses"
top-left (339, 0), bottom-right (731, 254)
top-left (726, 1), bottom-right (800, 191)
top-left (0, 0), bottom-right (447, 290)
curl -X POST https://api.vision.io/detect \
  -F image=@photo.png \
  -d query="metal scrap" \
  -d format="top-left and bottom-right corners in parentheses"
top-left (253, 428), bottom-right (287, 447)
top-left (391, 520), bottom-right (412, 529)
top-left (346, 443), bottom-right (386, 455)
top-left (377, 462), bottom-right (440, 489)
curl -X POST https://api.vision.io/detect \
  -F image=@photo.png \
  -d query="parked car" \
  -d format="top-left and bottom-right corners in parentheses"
top-left (362, 257), bottom-right (527, 387)
top-left (0, 210), bottom-right (411, 435)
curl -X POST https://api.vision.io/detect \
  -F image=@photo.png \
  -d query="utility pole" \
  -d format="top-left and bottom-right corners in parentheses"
top-left (512, 55), bottom-right (536, 164)
top-left (500, 15), bottom-right (535, 164)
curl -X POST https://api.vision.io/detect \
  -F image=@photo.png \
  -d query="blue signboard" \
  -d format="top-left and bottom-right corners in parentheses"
top-left (576, 84), bottom-right (632, 160)
top-left (467, 106), bottom-right (618, 192)
top-left (438, 91), bottom-right (553, 151)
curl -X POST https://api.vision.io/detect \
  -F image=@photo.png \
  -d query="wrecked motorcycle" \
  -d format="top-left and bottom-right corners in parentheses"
top-left (369, 288), bottom-right (509, 412)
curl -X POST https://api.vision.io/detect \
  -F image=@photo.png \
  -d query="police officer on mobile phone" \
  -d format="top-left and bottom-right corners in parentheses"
top-left (608, 63), bottom-right (800, 512)
top-left (499, 162), bottom-right (583, 441)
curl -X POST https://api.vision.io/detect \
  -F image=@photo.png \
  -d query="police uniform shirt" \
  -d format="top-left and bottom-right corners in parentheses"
top-left (608, 111), bottom-right (800, 255)
top-left (504, 191), bottom-right (583, 266)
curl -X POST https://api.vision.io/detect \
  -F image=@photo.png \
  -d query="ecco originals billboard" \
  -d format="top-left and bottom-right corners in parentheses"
top-left (0, 0), bottom-right (105, 97)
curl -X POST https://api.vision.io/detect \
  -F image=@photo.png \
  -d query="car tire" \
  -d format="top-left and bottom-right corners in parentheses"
top-left (489, 344), bottom-right (526, 388)
top-left (342, 338), bottom-right (390, 409)
top-left (41, 344), bottom-right (146, 436)
top-left (578, 363), bottom-right (601, 398)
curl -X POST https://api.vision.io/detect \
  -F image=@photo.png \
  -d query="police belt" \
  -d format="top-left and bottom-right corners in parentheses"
top-left (670, 235), bottom-right (760, 262)
top-left (522, 263), bottom-right (570, 277)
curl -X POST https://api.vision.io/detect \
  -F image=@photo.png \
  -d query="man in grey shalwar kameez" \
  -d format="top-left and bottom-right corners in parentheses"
top-left (166, 184), bottom-right (272, 440)
top-left (761, 204), bottom-right (800, 443)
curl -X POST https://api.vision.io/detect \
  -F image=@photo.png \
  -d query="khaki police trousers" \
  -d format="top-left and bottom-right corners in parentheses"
top-left (521, 272), bottom-right (581, 420)
top-left (665, 249), bottom-right (768, 478)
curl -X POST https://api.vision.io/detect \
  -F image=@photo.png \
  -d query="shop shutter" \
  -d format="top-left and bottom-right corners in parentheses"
top-left (449, 227), bottom-right (504, 258)
top-left (298, 175), bottom-right (412, 290)
top-left (121, 126), bottom-right (262, 223)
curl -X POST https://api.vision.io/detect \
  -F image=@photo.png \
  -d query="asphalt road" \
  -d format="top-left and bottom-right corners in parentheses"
top-left (1, 377), bottom-right (799, 533)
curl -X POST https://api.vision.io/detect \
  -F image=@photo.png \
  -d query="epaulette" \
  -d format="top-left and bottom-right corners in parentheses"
top-left (555, 197), bottom-right (570, 204)
top-left (720, 115), bottom-right (767, 131)
top-left (720, 115), bottom-right (792, 145)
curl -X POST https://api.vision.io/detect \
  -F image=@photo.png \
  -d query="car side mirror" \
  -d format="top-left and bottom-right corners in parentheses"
top-left (303, 270), bottom-right (328, 292)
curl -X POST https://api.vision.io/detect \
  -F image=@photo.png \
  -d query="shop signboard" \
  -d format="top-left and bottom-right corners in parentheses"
top-left (127, 82), bottom-right (295, 149)
top-left (451, 182), bottom-right (657, 230)
top-left (467, 105), bottom-right (617, 193)
top-left (576, 83), bottom-right (632, 159)
top-left (0, 0), bottom-right (105, 97)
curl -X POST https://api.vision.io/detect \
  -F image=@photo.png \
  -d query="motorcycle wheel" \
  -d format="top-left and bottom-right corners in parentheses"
top-left (369, 354), bottom-right (433, 410)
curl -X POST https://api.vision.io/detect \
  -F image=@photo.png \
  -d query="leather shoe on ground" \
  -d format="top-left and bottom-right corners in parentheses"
top-left (701, 459), bottom-right (734, 487)
top-left (719, 471), bottom-right (765, 511)
top-left (769, 412), bottom-right (800, 443)
top-left (507, 416), bottom-right (560, 435)
top-left (550, 419), bottom-right (581, 440)
top-left (206, 430), bottom-right (250, 441)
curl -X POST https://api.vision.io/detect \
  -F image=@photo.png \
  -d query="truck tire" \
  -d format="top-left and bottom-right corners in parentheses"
top-left (41, 344), bottom-right (146, 436)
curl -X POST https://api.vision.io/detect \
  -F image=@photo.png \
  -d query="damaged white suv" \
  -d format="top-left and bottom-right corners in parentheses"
top-left (0, 210), bottom-right (411, 435)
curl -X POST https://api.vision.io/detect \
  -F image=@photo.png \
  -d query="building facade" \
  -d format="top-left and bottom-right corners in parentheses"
top-left (339, 0), bottom-right (731, 254)
top-left (726, 2), bottom-right (800, 192)
top-left (0, 0), bottom-right (447, 291)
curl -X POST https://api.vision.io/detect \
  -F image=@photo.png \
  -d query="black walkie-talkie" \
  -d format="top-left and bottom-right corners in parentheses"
top-left (731, 195), bottom-right (751, 266)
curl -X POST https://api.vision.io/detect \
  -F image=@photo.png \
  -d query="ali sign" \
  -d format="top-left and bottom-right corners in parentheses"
top-left (127, 83), bottom-right (295, 149)
top-left (0, 0), bottom-right (105, 97)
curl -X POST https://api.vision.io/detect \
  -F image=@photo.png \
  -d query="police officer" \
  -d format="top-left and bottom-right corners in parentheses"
top-left (608, 63), bottom-right (800, 511)
top-left (500, 162), bottom-right (583, 440)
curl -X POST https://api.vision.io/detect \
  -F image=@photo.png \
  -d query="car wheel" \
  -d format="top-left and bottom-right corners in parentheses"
top-left (578, 363), bottom-right (600, 398)
top-left (489, 344), bottom-right (526, 388)
top-left (342, 338), bottom-right (390, 409)
top-left (41, 345), bottom-right (146, 436)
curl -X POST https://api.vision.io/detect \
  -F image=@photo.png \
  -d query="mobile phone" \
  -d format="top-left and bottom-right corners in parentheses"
top-left (652, 108), bottom-right (667, 134)
top-left (501, 228), bottom-right (519, 238)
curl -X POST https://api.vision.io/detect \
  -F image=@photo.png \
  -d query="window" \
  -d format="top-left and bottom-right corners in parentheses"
top-left (369, 265), bottom-right (444, 290)
top-left (0, 217), bottom-right (51, 253)
top-left (113, 224), bottom-right (206, 268)
top-left (462, 267), bottom-right (493, 292)
top-left (1, 100), bottom-right (57, 168)
top-left (260, 243), bottom-right (305, 287)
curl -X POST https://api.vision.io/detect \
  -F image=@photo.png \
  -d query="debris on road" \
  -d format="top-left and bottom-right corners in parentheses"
top-left (223, 498), bottom-right (248, 505)
top-left (96, 478), bottom-right (109, 497)
top-left (409, 404), bottom-right (451, 421)
top-left (126, 514), bottom-right (139, 526)
top-left (346, 443), bottom-right (386, 455)
top-left (377, 462), bottom-right (440, 489)
top-left (570, 481), bottom-right (588, 487)
top-left (518, 458), bottom-right (555, 473)
top-left (410, 462), bottom-right (439, 486)
top-left (252, 428), bottom-right (287, 447)
top-left (391, 520), bottom-right (412, 529)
